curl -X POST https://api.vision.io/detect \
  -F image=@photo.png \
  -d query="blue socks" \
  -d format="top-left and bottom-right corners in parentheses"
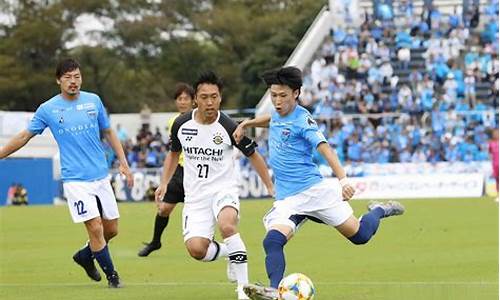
top-left (92, 245), bottom-right (115, 276)
top-left (263, 230), bottom-right (288, 288)
top-left (348, 207), bottom-right (385, 245)
top-left (76, 243), bottom-right (93, 261)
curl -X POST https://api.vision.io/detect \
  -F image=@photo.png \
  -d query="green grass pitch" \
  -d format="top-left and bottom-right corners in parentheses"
top-left (1, 198), bottom-right (498, 300)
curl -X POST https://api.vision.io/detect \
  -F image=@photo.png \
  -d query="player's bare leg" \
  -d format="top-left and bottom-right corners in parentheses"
top-left (185, 237), bottom-right (211, 260)
top-left (102, 218), bottom-right (118, 242)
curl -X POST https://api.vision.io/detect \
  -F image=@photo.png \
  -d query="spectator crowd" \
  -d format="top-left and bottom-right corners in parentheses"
top-left (105, 1), bottom-right (499, 170)
top-left (299, 0), bottom-right (498, 165)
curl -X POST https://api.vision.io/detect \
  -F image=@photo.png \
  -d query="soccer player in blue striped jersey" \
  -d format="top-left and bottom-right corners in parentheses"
top-left (234, 66), bottom-right (405, 300)
top-left (0, 58), bottom-right (133, 288)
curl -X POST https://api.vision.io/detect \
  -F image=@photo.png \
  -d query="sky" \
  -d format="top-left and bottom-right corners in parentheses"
top-left (65, 14), bottom-right (115, 48)
top-left (0, 2), bottom-right (113, 48)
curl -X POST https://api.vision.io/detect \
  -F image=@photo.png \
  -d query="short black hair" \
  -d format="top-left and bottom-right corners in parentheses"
top-left (194, 71), bottom-right (223, 93)
top-left (261, 66), bottom-right (303, 91)
top-left (55, 58), bottom-right (80, 78)
top-left (173, 82), bottom-right (195, 100)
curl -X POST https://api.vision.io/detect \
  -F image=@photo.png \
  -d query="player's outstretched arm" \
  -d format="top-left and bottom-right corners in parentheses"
top-left (155, 151), bottom-right (180, 202)
top-left (233, 114), bottom-right (272, 143)
top-left (102, 128), bottom-right (134, 188)
top-left (316, 142), bottom-right (355, 201)
top-left (247, 151), bottom-right (275, 197)
top-left (0, 130), bottom-right (35, 159)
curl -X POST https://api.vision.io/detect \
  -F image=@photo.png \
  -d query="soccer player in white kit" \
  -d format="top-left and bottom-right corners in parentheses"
top-left (155, 71), bottom-right (274, 300)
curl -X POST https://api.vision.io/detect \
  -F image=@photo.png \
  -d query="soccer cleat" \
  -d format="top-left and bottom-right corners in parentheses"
top-left (237, 285), bottom-right (250, 300)
top-left (227, 260), bottom-right (237, 283)
top-left (107, 270), bottom-right (122, 288)
top-left (368, 200), bottom-right (405, 217)
top-left (72, 252), bottom-right (102, 282)
top-left (243, 283), bottom-right (278, 300)
top-left (137, 242), bottom-right (161, 257)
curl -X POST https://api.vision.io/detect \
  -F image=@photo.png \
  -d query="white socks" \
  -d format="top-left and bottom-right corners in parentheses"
top-left (201, 240), bottom-right (228, 262)
top-left (200, 233), bottom-right (249, 286)
top-left (224, 233), bottom-right (248, 285)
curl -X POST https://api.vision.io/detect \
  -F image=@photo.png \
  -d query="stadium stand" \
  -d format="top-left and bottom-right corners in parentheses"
top-left (112, 1), bottom-right (498, 171)
top-left (254, 0), bottom-right (498, 168)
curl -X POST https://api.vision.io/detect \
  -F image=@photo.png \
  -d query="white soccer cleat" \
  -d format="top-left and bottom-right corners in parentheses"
top-left (368, 200), bottom-right (405, 217)
top-left (227, 260), bottom-right (237, 283)
top-left (243, 283), bottom-right (278, 300)
top-left (237, 285), bottom-right (250, 300)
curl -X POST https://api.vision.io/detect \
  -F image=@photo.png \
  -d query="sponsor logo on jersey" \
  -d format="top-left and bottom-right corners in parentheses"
top-left (280, 128), bottom-right (291, 142)
top-left (213, 132), bottom-right (223, 145)
top-left (57, 123), bottom-right (97, 135)
top-left (272, 121), bottom-right (293, 126)
top-left (183, 146), bottom-right (223, 156)
top-left (51, 107), bottom-right (73, 114)
top-left (76, 103), bottom-right (96, 110)
top-left (87, 109), bottom-right (97, 119)
top-left (181, 128), bottom-right (198, 136)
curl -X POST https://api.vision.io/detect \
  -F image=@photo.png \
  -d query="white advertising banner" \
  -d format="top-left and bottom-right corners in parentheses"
top-left (111, 169), bottom-right (485, 201)
top-left (326, 173), bottom-right (485, 199)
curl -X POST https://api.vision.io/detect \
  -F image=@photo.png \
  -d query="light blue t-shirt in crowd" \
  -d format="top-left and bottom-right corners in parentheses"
top-left (28, 91), bottom-right (111, 182)
top-left (268, 105), bottom-right (327, 200)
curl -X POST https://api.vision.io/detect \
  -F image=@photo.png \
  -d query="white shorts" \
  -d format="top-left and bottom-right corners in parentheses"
top-left (182, 191), bottom-right (240, 242)
top-left (63, 177), bottom-right (119, 223)
top-left (263, 179), bottom-right (353, 233)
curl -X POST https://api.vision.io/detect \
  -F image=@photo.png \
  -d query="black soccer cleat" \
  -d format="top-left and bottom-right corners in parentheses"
top-left (137, 242), bottom-right (161, 257)
top-left (72, 252), bottom-right (102, 282)
top-left (107, 270), bottom-right (122, 288)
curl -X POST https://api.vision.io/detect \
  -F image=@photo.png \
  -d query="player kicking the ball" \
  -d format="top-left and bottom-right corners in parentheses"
top-left (233, 66), bottom-right (405, 300)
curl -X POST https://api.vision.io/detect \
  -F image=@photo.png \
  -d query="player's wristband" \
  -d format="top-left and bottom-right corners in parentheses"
top-left (339, 177), bottom-right (350, 187)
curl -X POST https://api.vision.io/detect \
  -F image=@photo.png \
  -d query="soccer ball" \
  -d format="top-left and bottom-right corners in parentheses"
top-left (278, 273), bottom-right (315, 300)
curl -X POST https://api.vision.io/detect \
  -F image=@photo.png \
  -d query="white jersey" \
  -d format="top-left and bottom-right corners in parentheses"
top-left (170, 109), bottom-right (257, 203)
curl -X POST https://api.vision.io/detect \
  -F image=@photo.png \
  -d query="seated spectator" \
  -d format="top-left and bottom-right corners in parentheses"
top-left (464, 47), bottom-right (479, 69)
top-left (464, 69), bottom-right (476, 108)
top-left (370, 20), bottom-right (384, 41)
top-left (396, 30), bottom-right (412, 48)
top-left (377, 2), bottom-right (393, 21)
top-left (365, 37), bottom-right (378, 55)
top-left (448, 7), bottom-right (460, 29)
top-left (375, 42), bottom-right (391, 61)
top-left (344, 29), bottom-right (359, 48)
top-left (397, 47), bottom-right (411, 70)
top-left (379, 59), bottom-right (393, 84)
top-left (443, 73), bottom-right (458, 101)
top-left (433, 57), bottom-right (450, 83)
